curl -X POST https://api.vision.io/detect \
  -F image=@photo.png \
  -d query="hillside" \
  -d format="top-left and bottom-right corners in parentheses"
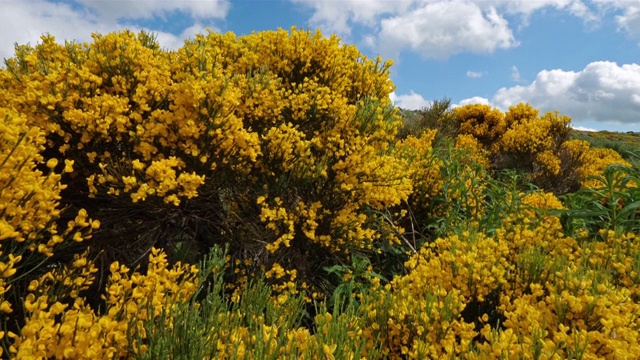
top-left (571, 129), bottom-right (640, 162)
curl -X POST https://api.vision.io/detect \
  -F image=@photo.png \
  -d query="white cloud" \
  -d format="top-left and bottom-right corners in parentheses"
top-left (290, 0), bottom-right (597, 59)
top-left (76, 0), bottom-right (230, 21)
top-left (593, 0), bottom-right (640, 38)
top-left (0, 1), bottom-right (109, 62)
top-left (491, 61), bottom-right (640, 128)
top-left (290, 0), bottom-right (413, 36)
top-left (0, 1), bottom-right (230, 63)
top-left (489, 0), bottom-right (597, 24)
top-left (376, 3), bottom-right (516, 59)
top-left (467, 70), bottom-right (484, 78)
top-left (455, 96), bottom-right (491, 107)
top-left (390, 91), bottom-right (430, 110)
top-left (511, 65), bottom-right (522, 82)
top-left (615, 5), bottom-right (640, 38)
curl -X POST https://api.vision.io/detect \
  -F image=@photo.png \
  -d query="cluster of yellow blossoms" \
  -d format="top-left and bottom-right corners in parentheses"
top-left (10, 248), bottom-right (199, 359)
top-left (1, 107), bottom-right (98, 357)
top-left (354, 189), bottom-right (640, 359)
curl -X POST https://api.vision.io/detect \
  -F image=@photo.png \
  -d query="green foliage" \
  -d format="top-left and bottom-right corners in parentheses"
top-left (323, 254), bottom-right (386, 311)
top-left (128, 245), bottom-right (383, 360)
top-left (129, 246), bottom-right (229, 360)
top-left (406, 143), bottom-right (527, 240)
top-left (561, 164), bottom-right (640, 238)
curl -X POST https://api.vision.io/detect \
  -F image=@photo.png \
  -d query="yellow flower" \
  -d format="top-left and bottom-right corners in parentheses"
top-left (323, 343), bottom-right (337, 360)
top-left (63, 159), bottom-right (74, 173)
top-left (46, 158), bottom-right (58, 169)
top-left (0, 301), bottom-right (12, 313)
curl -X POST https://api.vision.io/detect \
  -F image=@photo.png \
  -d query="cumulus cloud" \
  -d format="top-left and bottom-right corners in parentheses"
top-left (455, 96), bottom-right (491, 107)
top-left (0, 1), bottom-right (106, 61)
top-left (490, 0), bottom-right (597, 24)
top-left (390, 91), bottom-right (430, 110)
top-left (76, 0), bottom-right (230, 21)
top-left (467, 70), bottom-right (484, 78)
top-left (489, 61), bottom-right (640, 127)
top-left (616, 7), bottom-right (640, 37)
top-left (2, 0), bottom-right (599, 65)
top-left (376, 2), bottom-right (516, 59)
top-left (290, 0), bottom-right (413, 36)
top-left (0, 0), bottom-right (229, 63)
top-left (290, 0), bottom-right (596, 59)
top-left (593, 0), bottom-right (640, 38)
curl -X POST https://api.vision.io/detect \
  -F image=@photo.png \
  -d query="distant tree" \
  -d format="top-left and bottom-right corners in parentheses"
top-left (397, 98), bottom-right (457, 141)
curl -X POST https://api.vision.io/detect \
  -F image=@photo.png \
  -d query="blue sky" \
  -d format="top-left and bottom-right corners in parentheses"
top-left (2, 1), bottom-right (640, 132)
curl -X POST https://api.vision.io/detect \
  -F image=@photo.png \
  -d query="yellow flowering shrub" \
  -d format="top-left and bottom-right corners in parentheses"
top-left (0, 109), bottom-right (93, 251)
top-left (452, 102), bottom-right (630, 195)
top-left (408, 231), bottom-right (511, 303)
top-left (360, 276), bottom-right (476, 359)
top-left (482, 236), bottom-right (640, 359)
top-left (455, 133), bottom-right (490, 169)
top-left (500, 104), bottom-right (571, 153)
top-left (472, 190), bottom-right (640, 359)
top-left (353, 186), bottom-right (640, 359)
top-left (393, 129), bottom-right (492, 242)
top-left (558, 140), bottom-right (636, 240)
top-left (393, 130), bottom-right (440, 204)
top-left (503, 101), bottom-right (540, 127)
top-left (356, 189), bottom-right (561, 358)
top-left (0, 28), bottom-right (413, 301)
top-left (498, 108), bottom-right (572, 190)
top-left (597, 231), bottom-right (640, 300)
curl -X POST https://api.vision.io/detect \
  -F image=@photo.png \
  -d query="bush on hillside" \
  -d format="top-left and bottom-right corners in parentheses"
top-left (452, 102), bottom-right (628, 194)
top-left (0, 28), bottom-right (414, 304)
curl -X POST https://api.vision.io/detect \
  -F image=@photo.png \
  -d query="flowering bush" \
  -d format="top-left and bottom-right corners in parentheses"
top-left (453, 102), bottom-right (628, 194)
top-left (454, 104), bottom-right (507, 149)
top-left (0, 28), bottom-right (411, 302)
top-left (355, 189), bottom-right (640, 359)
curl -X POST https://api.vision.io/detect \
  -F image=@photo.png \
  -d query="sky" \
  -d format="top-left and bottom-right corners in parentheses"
top-left (1, 1), bottom-right (640, 132)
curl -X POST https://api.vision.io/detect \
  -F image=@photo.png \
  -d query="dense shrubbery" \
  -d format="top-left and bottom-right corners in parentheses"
top-left (0, 28), bottom-right (408, 302)
top-left (1, 29), bottom-right (638, 359)
top-left (448, 102), bottom-right (629, 194)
